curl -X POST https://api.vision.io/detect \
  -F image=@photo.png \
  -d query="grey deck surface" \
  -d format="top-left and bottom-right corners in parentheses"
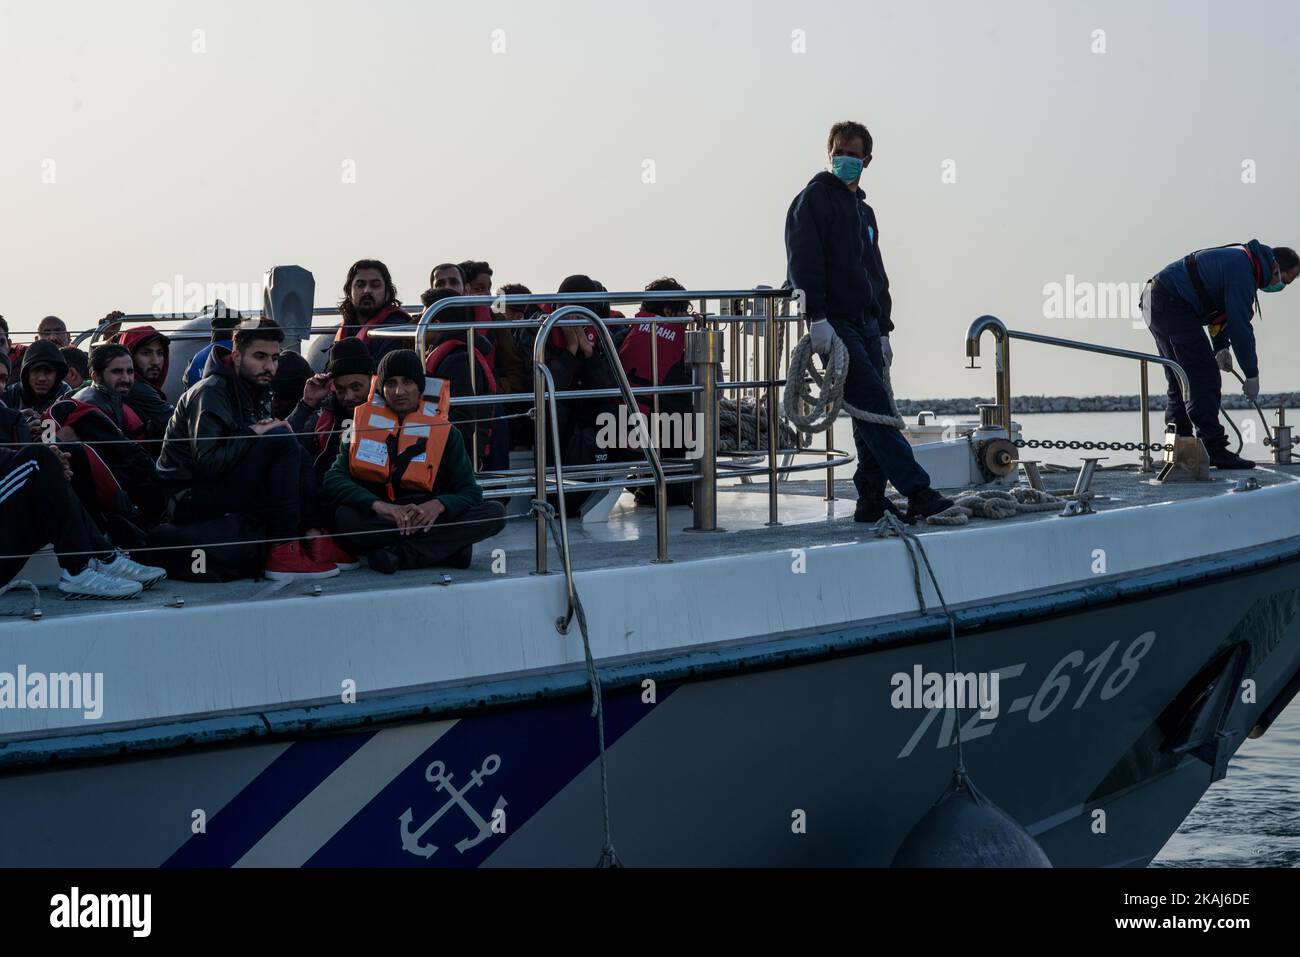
top-left (4, 463), bottom-right (1298, 624)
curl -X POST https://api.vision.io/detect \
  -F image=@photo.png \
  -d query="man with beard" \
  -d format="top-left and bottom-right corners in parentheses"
top-left (336, 259), bottom-right (409, 364)
top-left (182, 304), bottom-right (244, 392)
top-left (75, 344), bottom-right (148, 442)
top-left (157, 322), bottom-right (348, 580)
top-left (113, 324), bottom-right (175, 445)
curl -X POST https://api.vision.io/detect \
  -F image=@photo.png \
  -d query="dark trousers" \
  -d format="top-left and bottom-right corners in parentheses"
top-left (333, 501), bottom-right (507, 569)
top-left (1143, 282), bottom-right (1227, 451)
top-left (0, 446), bottom-right (113, 586)
top-left (170, 431), bottom-right (322, 539)
top-left (830, 317), bottom-right (931, 498)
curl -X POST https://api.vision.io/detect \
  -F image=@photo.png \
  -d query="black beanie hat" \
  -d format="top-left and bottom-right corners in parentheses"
top-left (327, 337), bottom-right (375, 379)
top-left (375, 348), bottom-right (425, 394)
top-left (273, 350), bottom-right (313, 385)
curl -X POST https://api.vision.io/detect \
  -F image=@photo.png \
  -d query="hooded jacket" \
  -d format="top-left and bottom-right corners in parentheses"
top-left (1151, 239), bottom-right (1276, 379)
top-left (1, 339), bottom-right (72, 413)
top-left (118, 326), bottom-right (171, 399)
top-left (155, 345), bottom-right (274, 485)
top-left (784, 170), bottom-right (893, 332)
top-left (113, 326), bottom-right (175, 441)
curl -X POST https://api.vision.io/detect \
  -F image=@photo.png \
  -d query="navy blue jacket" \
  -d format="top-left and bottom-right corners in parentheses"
top-left (1152, 239), bottom-right (1275, 379)
top-left (784, 171), bottom-right (893, 333)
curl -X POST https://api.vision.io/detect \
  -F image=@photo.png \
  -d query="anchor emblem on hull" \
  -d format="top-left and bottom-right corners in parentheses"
top-left (399, 754), bottom-right (508, 858)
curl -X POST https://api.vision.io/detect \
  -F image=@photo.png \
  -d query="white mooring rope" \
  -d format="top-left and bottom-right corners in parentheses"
top-left (783, 332), bottom-right (1069, 525)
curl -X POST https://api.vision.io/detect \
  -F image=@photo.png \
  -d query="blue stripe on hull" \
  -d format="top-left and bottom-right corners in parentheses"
top-left (304, 687), bottom-right (672, 867)
top-left (164, 730), bottom-right (377, 867)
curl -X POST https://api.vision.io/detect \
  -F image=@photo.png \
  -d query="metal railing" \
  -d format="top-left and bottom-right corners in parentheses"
top-left (965, 314), bottom-right (1191, 471)
top-left (43, 287), bottom-right (849, 576)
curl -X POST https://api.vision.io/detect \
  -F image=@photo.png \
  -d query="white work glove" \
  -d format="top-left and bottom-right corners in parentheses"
top-left (1243, 376), bottom-right (1260, 402)
top-left (1214, 349), bottom-right (1233, 373)
top-left (880, 335), bottom-right (894, 368)
top-left (808, 319), bottom-right (834, 356)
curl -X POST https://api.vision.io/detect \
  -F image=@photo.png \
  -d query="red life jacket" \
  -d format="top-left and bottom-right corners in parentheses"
top-left (339, 304), bottom-right (408, 346)
top-left (313, 404), bottom-right (339, 471)
top-left (425, 338), bottom-right (498, 460)
top-left (42, 400), bottom-right (126, 515)
top-left (618, 312), bottom-right (689, 415)
top-left (424, 339), bottom-right (498, 393)
top-left (117, 398), bottom-right (146, 440)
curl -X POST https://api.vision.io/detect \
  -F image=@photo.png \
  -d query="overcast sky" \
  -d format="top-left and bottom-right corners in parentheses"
top-left (1, 0), bottom-right (1295, 398)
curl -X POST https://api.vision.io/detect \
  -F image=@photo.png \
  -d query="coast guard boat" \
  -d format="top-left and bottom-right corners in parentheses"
top-left (1, 277), bottom-right (1298, 867)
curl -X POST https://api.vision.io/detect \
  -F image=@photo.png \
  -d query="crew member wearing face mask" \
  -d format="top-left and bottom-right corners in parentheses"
top-left (1141, 241), bottom-right (1299, 469)
top-left (785, 120), bottom-right (953, 524)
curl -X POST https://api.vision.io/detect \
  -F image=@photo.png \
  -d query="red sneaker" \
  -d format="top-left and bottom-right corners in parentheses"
top-left (304, 535), bottom-right (360, 571)
top-left (264, 541), bottom-right (340, 581)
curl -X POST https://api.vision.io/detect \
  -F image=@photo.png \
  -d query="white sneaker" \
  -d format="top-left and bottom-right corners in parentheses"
top-left (100, 551), bottom-right (168, 588)
top-left (58, 561), bottom-right (144, 600)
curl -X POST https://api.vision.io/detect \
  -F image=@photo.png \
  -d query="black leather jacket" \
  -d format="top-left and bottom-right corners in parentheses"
top-left (155, 346), bottom-right (273, 485)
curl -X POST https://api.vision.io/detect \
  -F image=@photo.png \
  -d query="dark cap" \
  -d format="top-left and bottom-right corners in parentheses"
top-left (375, 348), bottom-right (425, 394)
top-left (326, 337), bottom-right (375, 379)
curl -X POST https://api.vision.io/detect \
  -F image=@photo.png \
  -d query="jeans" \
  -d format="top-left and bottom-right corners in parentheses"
top-left (1142, 282), bottom-right (1227, 452)
top-left (829, 317), bottom-right (931, 498)
top-left (0, 446), bottom-right (114, 585)
top-left (170, 430), bottom-right (322, 539)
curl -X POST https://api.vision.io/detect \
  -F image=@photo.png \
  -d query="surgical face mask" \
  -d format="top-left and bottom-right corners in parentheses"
top-left (829, 155), bottom-right (864, 184)
top-left (1263, 280), bottom-right (1285, 293)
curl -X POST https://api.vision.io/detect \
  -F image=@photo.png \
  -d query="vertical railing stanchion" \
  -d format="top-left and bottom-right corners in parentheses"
top-left (688, 328), bottom-right (723, 531)
top-left (764, 296), bottom-right (780, 526)
top-left (1140, 360), bottom-right (1153, 472)
top-left (533, 327), bottom-right (550, 575)
top-left (468, 318), bottom-right (479, 472)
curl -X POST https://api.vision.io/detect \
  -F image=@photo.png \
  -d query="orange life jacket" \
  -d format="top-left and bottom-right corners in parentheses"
top-left (348, 375), bottom-right (452, 499)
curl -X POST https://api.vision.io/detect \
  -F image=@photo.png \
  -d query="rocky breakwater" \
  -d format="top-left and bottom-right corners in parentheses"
top-left (894, 393), bottom-right (1297, 416)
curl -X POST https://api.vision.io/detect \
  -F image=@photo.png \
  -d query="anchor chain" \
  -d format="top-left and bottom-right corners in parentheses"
top-left (1014, 438), bottom-right (1174, 453)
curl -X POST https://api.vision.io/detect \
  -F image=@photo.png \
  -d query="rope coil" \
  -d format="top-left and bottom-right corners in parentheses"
top-left (782, 333), bottom-right (905, 433)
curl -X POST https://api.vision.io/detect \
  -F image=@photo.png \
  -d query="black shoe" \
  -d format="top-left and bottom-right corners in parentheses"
top-left (854, 494), bottom-right (908, 524)
top-left (447, 545), bottom-right (473, 570)
top-left (906, 487), bottom-right (954, 521)
top-left (1208, 450), bottom-right (1256, 470)
top-left (368, 547), bottom-right (400, 575)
